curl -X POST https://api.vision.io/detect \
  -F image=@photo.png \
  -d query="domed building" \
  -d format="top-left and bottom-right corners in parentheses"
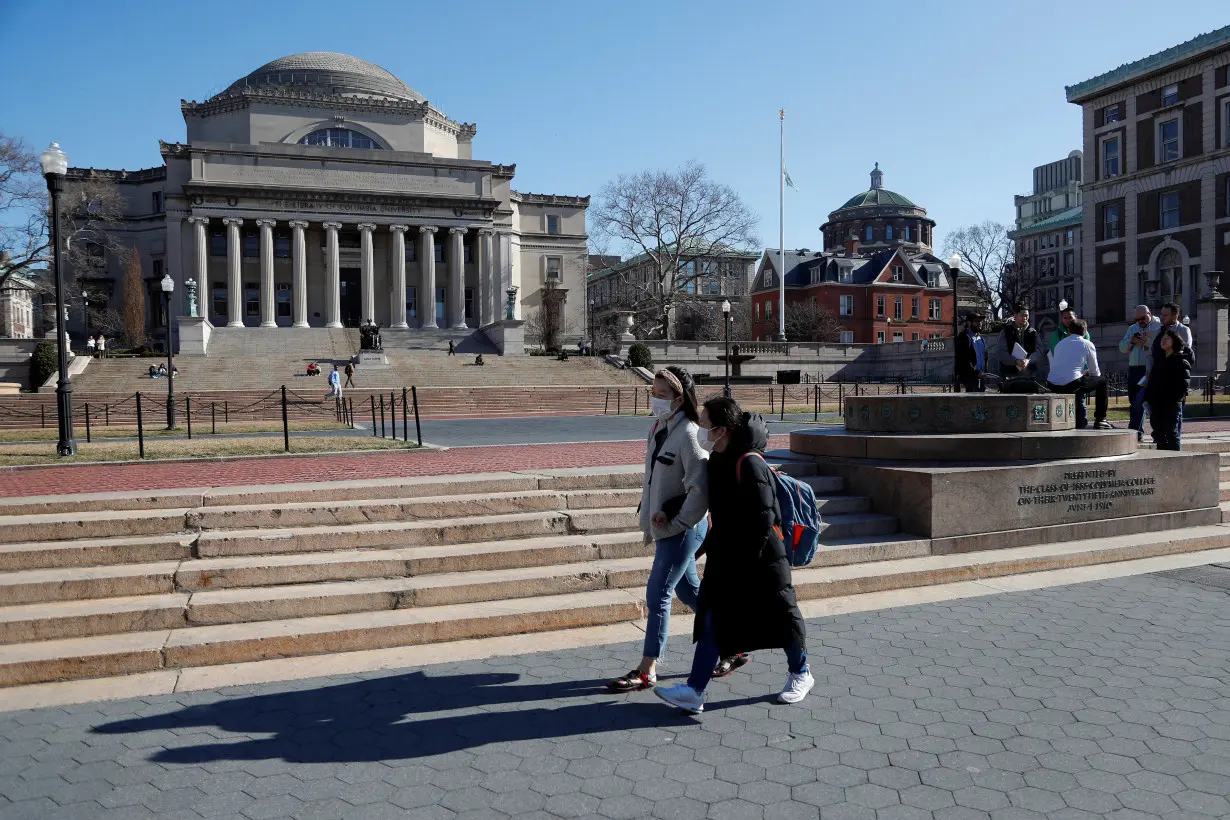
top-left (819, 164), bottom-right (936, 253)
top-left (64, 52), bottom-right (588, 353)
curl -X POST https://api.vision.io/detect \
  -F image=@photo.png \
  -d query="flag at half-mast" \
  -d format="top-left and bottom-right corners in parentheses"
top-left (780, 109), bottom-right (797, 189)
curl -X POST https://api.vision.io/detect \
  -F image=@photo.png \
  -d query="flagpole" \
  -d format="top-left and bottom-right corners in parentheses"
top-left (777, 109), bottom-right (787, 342)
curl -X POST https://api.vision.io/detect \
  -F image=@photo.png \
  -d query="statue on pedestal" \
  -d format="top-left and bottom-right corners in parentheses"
top-left (359, 319), bottom-right (383, 351)
top-left (184, 278), bottom-right (199, 318)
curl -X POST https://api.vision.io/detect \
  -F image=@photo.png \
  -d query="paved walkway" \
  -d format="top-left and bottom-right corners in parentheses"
top-left (0, 435), bottom-right (792, 499)
top-left (2, 570), bottom-right (1229, 819)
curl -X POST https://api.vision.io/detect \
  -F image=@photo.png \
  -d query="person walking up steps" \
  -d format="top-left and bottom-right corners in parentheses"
top-left (608, 367), bottom-right (747, 692)
top-left (327, 365), bottom-right (342, 401)
top-left (344, 361), bottom-right (355, 389)
top-left (655, 397), bottom-right (812, 714)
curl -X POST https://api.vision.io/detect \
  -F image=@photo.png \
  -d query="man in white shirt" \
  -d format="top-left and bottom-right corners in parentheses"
top-left (1046, 319), bottom-right (1112, 429)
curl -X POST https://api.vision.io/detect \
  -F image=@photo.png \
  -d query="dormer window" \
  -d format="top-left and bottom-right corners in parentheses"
top-left (892, 265), bottom-right (904, 282)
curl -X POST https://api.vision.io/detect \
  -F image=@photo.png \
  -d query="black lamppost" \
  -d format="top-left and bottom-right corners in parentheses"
top-left (721, 299), bottom-right (732, 398)
top-left (588, 297), bottom-right (595, 355)
top-left (161, 272), bottom-right (176, 429)
top-left (41, 143), bottom-right (76, 456)
top-left (948, 252), bottom-right (961, 392)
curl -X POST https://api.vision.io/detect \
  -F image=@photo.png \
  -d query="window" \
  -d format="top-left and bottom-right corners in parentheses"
top-left (1162, 84), bottom-right (1179, 106)
top-left (435, 288), bottom-right (446, 325)
top-left (1159, 118), bottom-right (1180, 162)
top-left (839, 267), bottom-right (852, 284)
top-left (892, 265), bottom-right (904, 282)
top-left (151, 191), bottom-right (163, 213)
top-left (152, 259), bottom-right (163, 280)
top-left (911, 332), bottom-right (920, 342)
top-left (929, 298), bottom-right (942, 320)
top-left (405, 239), bottom-right (416, 263)
top-left (839, 294), bottom-right (854, 316)
top-left (406, 285), bottom-right (417, 319)
top-left (685, 280), bottom-right (696, 295)
top-left (212, 281), bottom-right (226, 317)
top-left (1105, 103), bottom-right (1122, 124)
top-left (298, 128), bottom-right (380, 149)
top-left (274, 231), bottom-right (291, 259)
top-left (1158, 248), bottom-right (1181, 301)
top-left (904, 226), bottom-right (911, 241)
top-left (434, 242), bottom-right (444, 263)
top-left (464, 287), bottom-right (474, 320)
top-left (1064, 250), bottom-right (1074, 276)
top-left (1161, 191), bottom-right (1180, 229)
top-left (210, 227), bottom-right (226, 257)
top-left (708, 279), bottom-right (720, 295)
top-left (839, 330), bottom-right (854, 344)
top-left (865, 225), bottom-right (873, 242)
top-left (276, 283), bottom-right (291, 318)
top-left (766, 300), bottom-right (773, 321)
top-left (876, 295), bottom-right (885, 317)
top-left (754, 302), bottom-right (760, 322)
top-left (911, 296), bottom-right (920, 318)
top-left (886, 225), bottom-right (894, 241)
top-left (893, 296), bottom-right (903, 320)
top-left (545, 257), bottom-right (562, 281)
top-left (244, 282), bottom-right (259, 317)
top-left (1064, 229), bottom-right (1074, 247)
top-left (546, 215), bottom-right (560, 235)
top-left (893, 331), bottom-right (904, 343)
top-left (765, 269), bottom-right (774, 287)
top-left (876, 331), bottom-right (885, 344)
top-left (1101, 135), bottom-right (1120, 178)
top-left (1103, 203), bottom-right (1121, 239)
top-left (242, 229), bottom-right (259, 258)
top-left (1225, 99), bottom-right (1230, 149)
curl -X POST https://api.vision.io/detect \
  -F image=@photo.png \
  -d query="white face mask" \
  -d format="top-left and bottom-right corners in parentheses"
top-left (651, 397), bottom-right (675, 419)
top-left (698, 435), bottom-right (714, 453)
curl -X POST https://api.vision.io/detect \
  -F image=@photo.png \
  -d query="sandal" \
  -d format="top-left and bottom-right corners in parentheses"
top-left (713, 654), bottom-right (751, 679)
top-left (608, 669), bottom-right (656, 692)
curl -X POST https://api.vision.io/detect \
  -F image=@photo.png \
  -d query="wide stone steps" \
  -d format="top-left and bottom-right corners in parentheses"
top-left (4, 524), bottom-right (1229, 687)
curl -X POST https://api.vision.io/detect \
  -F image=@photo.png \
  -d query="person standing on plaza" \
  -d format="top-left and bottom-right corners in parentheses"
top-left (96, 334), bottom-right (106, 359)
top-left (344, 361), bottom-right (355, 389)
top-left (1143, 328), bottom-right (1191, 451)
top-left (1147, 302), bottom-right (1194, 439)
top-left (327, 364), bottom-right (342, 402)
top-left (1047, 305), bottom-right (1089, 353)
top-left (1119, 305), bottom-right (1161, 442)
top-left (609, 367), bottom-right (744, 691)
top-left (654, 397), bottom-right (812, 714)
top-left (447, 340), bottom-right (456, 356)
top-left (86, 336), bottom-right (96, 358)
top-left (998, 303), bottom-right (1043, 392)
top-left (1047, 319), bottom-right (1113, 429)
top-left (954, 313), bottom-right (987, 392)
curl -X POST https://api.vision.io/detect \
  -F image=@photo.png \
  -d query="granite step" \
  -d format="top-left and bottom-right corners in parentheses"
top-left (4, 525), bottom-right (1228, 686)
top-left (0, 534), bottom-right (196, 572)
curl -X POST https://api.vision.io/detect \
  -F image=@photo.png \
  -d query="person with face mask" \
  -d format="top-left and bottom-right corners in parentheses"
top-left (954, 313), bottom-right (987, 392)
top-left (654, 397), bottom-right (812, 714)
top-left (610, 367), bottom-right (743, 691)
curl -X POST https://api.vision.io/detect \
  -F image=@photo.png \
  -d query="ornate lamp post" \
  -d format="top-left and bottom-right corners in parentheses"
top-left (948, 252), bottom-right (961, 392)
top-left (161, 273), bottom-right (176, 429)
top-left (40, 142), bottom-right (76, 456)
top-left (588, 297), bottom-right (595, 355)
top-left (721, 299), bottom-right (732, 398)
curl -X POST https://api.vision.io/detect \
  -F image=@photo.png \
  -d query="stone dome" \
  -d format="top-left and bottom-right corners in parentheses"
top-left (225, 52), bottom-right (424, 102)
top-left (834, 163), bottom-right (919, 211)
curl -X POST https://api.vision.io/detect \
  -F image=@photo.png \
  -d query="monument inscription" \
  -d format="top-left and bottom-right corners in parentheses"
top-left (1016, 467), bottom-right (1156, 514)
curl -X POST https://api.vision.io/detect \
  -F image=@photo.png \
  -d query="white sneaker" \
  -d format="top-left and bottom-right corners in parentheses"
top-left (778, 669), bottom-right (814, 704)
top-left (654, 683), bottom-right (705, 714)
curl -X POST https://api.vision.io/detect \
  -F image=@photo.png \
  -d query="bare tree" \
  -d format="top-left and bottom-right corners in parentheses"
top-left (0, 132), bottom-right (127, 295)
top-left (944, 221), bottom-right (1047, 320)
top-left (784, 301), bottom-right (842, 343)
top-left (524, 279), bottom-right (574, 352)
top-left (121, 251), bottom-right (146, 348)
top-left (589, 161), bottom-right (758, 340)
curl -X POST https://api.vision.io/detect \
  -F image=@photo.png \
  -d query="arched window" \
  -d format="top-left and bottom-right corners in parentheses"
top-left (885, 225), bottom-right (894, 241)
top-left (1157, 248), bottom-right (1181, 300)
top-left (298, 128), bottom-right (381, 149)
top-left (864, 225), bottom-right (873, 242)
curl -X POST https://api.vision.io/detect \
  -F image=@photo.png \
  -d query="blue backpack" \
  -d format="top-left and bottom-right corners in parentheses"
top-left (737, 452), bottom-right (822, 567)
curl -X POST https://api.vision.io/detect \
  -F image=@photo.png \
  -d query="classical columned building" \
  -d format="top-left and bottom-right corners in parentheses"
top-left (65, 52), bottom-right (590, 351)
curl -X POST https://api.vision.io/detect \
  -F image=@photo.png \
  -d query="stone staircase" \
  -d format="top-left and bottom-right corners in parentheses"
top-left (3, 456), bottom-right (1229, 690)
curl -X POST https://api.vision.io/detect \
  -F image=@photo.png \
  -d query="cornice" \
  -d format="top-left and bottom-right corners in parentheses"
top-left (182, 183), bottom-right (500, 220)
top-left (511, 191), bottom-right (591, 207)
top-left (67, 166), bottom-right (166, 183)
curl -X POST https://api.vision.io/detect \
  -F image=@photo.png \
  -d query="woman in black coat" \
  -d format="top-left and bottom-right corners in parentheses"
top-left (1144, 329), bottom-right (1191, 451)
top-left (654, 397), bottom-right (812, 715)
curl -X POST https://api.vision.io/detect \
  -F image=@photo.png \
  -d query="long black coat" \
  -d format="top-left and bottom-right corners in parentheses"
top-left (1144, 350), bottom-right (1191, 407)
top-left (694, 413), bottom-right (807, 657)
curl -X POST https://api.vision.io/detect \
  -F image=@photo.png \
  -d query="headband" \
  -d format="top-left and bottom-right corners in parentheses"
top-left (655, 369), bottom-right (684, 396)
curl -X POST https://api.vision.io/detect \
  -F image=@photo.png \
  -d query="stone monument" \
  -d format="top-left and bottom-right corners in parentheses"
top-left (788, 393), bottom-right (1220, 551)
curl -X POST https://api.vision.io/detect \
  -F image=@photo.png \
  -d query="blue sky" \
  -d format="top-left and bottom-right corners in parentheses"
top-left (2, 0), bottom-right (1227, 256)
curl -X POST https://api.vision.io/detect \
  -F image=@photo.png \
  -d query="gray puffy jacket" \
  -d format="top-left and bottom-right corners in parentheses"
top-left (638, 411), bottom-right (709, 541)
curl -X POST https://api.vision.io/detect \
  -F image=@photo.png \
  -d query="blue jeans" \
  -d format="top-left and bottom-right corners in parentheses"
top-left (686, 612), bottom-right (808, 694)
top-left (642, 520), bottom-right (707, 659)
top-left (1128, 366), bottom-right (1146, 433)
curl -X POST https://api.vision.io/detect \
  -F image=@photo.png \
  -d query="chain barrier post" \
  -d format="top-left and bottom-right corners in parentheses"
top-left (136, 392), bottom-right (145, 459)
top-left (411, 385), bottom-right (422, 446)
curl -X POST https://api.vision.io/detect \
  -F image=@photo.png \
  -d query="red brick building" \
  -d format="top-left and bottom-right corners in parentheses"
top-left (750, 166), bottom-right (956, 343)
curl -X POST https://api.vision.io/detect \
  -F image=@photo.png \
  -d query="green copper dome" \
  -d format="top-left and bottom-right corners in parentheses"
top-left (836, 163), bottom-right (918, 210)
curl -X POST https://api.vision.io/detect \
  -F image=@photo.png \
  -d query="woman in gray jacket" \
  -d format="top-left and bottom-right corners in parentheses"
top-left (609, 367), bottom-right (744, 691)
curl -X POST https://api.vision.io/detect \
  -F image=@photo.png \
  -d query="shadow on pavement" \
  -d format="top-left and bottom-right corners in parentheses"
top-left (92, 670), bottom-right (768, 764)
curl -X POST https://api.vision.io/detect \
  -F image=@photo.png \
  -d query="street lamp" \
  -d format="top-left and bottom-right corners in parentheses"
top-left (40, 142), bottom-right (76, 456)
top-left (948, 252), bottom-right (961, 392)
top-left (588, 297), bottom-right (595, 355)
top-left (721, 299), bottom-right (732, 398)
top-left (161, 273), bottom-right (177, 429)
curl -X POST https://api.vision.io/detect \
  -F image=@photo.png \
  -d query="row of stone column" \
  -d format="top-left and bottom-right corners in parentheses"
top-left (187, 217), bottom-right (509, 330)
